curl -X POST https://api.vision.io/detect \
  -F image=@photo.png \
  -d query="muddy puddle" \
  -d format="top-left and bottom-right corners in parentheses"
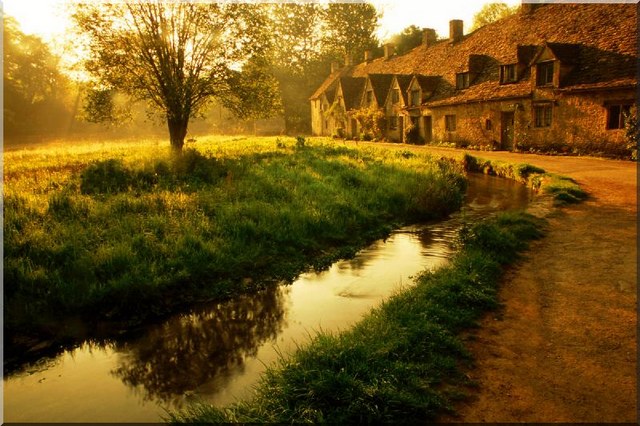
top-left (3, 173), bottom-right (532, 422)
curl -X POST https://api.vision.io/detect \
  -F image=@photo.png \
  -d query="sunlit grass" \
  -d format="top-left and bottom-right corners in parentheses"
top-left (4, 136), bottom-right (467, 343)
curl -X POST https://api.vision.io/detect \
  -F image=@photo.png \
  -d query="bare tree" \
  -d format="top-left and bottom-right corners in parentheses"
top-left (74, 1), bottom-right (280, 151)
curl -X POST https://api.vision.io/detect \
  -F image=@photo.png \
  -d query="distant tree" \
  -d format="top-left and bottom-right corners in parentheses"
top-left (470, 3), bottom-right (518, 32)
top-left (387, 25), bottom-right (424, 55)
top-left (267, 2), bottom-right (380, 134)
top-left (322, 2), bottom-right (380, 64)
top-left (3, 16), bottom-right (73, 139)
top-left (73, 2), bottom-right (282, 151)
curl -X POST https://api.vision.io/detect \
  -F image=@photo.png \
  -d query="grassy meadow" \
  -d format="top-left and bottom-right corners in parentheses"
top-left (4, 136), bottom-right (467, 344)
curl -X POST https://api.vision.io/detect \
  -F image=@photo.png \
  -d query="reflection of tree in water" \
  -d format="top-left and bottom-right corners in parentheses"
top-left (111, 285), bottom-right (287, 405)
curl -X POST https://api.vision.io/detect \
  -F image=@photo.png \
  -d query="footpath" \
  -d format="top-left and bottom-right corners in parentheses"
top-left (355, 142), bottom-right (637, 422)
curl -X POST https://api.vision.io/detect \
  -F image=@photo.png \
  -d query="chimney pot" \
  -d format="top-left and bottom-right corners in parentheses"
top-left (449, 19), bottom-right (464, 43)
top-left (422, 28), bottom-right (437, 47)
top-left (331, 61), bottom-right (341, 73)
top-left (364, 50), bottom-right (373, 63)
top-left (383, 43), bottom-right (395, 60)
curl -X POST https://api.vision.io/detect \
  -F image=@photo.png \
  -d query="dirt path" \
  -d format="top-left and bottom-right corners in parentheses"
top-left (353, 143), bottom-right (637, 422)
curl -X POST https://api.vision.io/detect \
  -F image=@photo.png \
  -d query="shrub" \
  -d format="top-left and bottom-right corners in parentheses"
top-left (80, 159), bottom-right (132, 194)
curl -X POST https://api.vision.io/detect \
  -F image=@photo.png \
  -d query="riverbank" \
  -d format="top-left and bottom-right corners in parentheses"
top-left (4, 137), bottom-right (466, 370)
top-left (357, 142), bottom-right (637, 422)
top-left (171, 211), bottom-right (547, 423)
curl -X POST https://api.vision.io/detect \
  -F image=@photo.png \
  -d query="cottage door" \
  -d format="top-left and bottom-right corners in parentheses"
top-left (398, 116), bottom-right (405, 143)
top-left (501, 112), bottom-right (515, 150)
top-left (423, 116), bottom-right (432, 143)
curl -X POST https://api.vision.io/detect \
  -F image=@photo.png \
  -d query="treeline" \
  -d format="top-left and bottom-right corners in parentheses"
top-left (3, 3), bottom-right (386, 144)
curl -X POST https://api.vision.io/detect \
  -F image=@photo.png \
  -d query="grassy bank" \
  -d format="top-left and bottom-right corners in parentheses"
top-left (170, 211), bottom-right (546, 423)
top-left (4, 136), bottom-right (466, 347)
top-left (462, 154), bottom-right (587, 205)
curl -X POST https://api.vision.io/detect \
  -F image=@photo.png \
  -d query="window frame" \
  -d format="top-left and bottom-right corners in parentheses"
top-left (534, 103), bottom-right (553, 128)
top-left (606, 103), bottom-right (633, 130)
top-left (500, 64), bottom-right (517, 84)
top-left (456, 72), bottom-right (470, 90)
top-left (536, 61), bottom-right (554, 86)
top-left (410, 89), bottom-right (421, 107)
top-left (445, 114), bottom-right (457, 132)
top-left (389, 116), bottom-right (398, 130)
top-left (391, 89), bottom-right (400, 104)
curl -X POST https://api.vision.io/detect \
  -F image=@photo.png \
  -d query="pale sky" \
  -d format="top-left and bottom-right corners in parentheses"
top-left (2, 0), bottom-right (521, 44)
top-left (2, 1), bottom-right (633, 48)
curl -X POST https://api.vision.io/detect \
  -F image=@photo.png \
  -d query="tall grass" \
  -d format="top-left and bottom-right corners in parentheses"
top-left (170, 212), bottom-right (546, 423)
top-left (4, 136), bottom-right (466, 344)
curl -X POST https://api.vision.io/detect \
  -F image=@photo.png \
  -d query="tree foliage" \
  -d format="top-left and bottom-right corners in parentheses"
top-left (387, 25), bottom-right (424, 55)
top-left (73, 1), bottom-right (281, 151)
top-left (3, 16), bottom-right (74, 139)
top-left (268, 2), bottom-right (380, 134)
top-left (470, 3), bottom-right (518, 32)
top-left (322, 2), bottom-right (380, 64)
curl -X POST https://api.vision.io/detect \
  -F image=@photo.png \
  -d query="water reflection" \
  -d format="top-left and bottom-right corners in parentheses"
top-left (110, 285), bottom-right (286, 406)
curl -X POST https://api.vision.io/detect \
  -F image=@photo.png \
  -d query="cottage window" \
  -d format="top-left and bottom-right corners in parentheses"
top-left (534, 104), bottom-right (552, 127)
top-left (366, 90), bottom-right (374, 106)
top-left (390, 116), bottom-right (398, 130)
top-left (606, 103), bottom-right (632, 130)
top-left (456, 72), bottom-right (470, 89)
top-left (485, 119), bottom-right (492, 130)
top-left (536, 61), bottom-right (554, 86)
top-left (500, 64), bottom-right (517, 84)
top-left (392, 89), bottom-right (400, 104)
top-left (410, 90), bottom-right (421, 107)
top-left (445, 114), bottom-right (457, 132)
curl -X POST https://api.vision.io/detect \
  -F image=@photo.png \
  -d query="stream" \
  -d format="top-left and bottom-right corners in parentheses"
top-left (3, 173), bottom-right (533, 422)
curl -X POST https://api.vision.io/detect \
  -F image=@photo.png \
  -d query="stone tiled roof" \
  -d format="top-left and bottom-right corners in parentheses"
top-left (339, 77), bottom-right (366, 110)
top-left (315, 3), bottom-right (636, 106)
top-left (368, 74), bottom-right (394, 106)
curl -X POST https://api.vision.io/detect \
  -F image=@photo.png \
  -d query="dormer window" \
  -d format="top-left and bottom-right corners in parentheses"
top-left (536, 61), bottom-right (554, 86)
top-left (365, 90), bottom-right (374, 106)
top-left (391, 89), bottom-right (400, 104)
top-left (500, 64), bottom-right (517, 84)
top-left (456, 72), bottom-right (470, 90)
top-left (410, 89), bottom-right (420, 107)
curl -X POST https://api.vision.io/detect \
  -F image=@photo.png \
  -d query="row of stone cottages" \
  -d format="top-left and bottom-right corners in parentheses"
top-left (309, 3), bottom-right (637, 157)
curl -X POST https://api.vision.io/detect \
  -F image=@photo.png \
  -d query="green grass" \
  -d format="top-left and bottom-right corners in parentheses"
top-left (169, 211), bottom-right (546, 423)
top-left (4, 136), bottom-right (466, 343)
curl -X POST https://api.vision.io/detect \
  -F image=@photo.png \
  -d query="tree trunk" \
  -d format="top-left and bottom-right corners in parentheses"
top-left (168, 116), bottom-right (189, 152)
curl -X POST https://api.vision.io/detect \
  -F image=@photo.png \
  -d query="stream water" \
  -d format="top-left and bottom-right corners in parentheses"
top-left (3, 173), bottom-right (533, 422)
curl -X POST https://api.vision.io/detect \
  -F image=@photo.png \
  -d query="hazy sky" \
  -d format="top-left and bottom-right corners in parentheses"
top-left (3, 0), bottom-right (521, 44)
top-left (3, 1), bottom-right (633, 47)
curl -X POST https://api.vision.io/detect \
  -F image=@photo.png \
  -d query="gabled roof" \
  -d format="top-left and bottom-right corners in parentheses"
top-left (367, 74), bottom-right (394, 106)
top-left (413, 75), bottom-right (440, 94)
top-left (394, 74), bottom-right (413, 105)
top-left (339, 77), bottom-right (366, 110)
top-left (532, 42), bottom-right (581, 65)
top-left (312, 4), bottom-right (636, 106)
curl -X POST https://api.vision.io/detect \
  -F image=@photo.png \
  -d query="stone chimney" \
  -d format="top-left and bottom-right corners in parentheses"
top-left (383, 43), bottom-right (395, 60)
top-left (344, 53), bottom-right (354, 67)
top-left (422, 28), bottom-right (437, 47)
top-left (331, 61), bottom-right (341, 73)
top-left (449, 19), bottom-right (464, 43)
top-left (364, 50), bottom-right (373, 63)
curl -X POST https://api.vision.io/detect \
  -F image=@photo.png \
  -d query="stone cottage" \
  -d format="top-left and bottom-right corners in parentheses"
top-left (309, 3), bottom-right (637, 156)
